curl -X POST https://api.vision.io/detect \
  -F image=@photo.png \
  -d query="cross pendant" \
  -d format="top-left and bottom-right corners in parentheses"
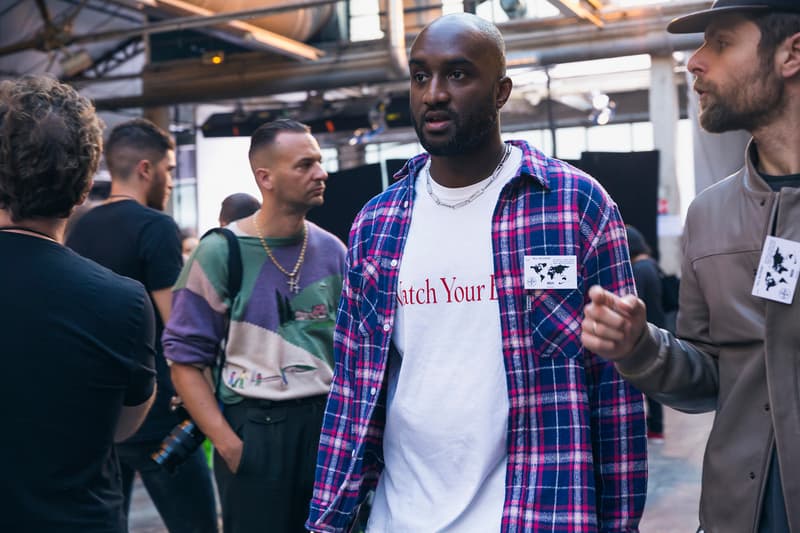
top-left (288, 276), bottom-right (300, 294)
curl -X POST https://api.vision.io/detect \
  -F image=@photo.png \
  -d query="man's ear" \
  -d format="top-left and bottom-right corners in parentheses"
top-left (136, 158), bottom-right (153, 183)
top-left (77, 179), bottom-right (94, 206)
top-left (779, 31), bottom-right (800, 79)
top-left (496, 76), bottom-right (513, 110)
top-left (254, 167), bottom-right (273, 190)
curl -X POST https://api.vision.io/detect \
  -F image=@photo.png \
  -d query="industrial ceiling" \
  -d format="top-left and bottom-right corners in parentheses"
top-left (0, 0), bottom-right (708, 140)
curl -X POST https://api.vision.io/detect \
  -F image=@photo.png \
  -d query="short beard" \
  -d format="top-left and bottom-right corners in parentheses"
top-left (413, 105), bottom-right (499, 157)
top-left (700, 63), bottom-right (784, 133)
top-left (145, 186), bottom-right (165, 211)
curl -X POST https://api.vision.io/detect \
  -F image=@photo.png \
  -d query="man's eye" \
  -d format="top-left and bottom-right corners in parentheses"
top-left (450, 71), bottom-right (465, 80)
top-left (413, 72), bottom-right (428, 83)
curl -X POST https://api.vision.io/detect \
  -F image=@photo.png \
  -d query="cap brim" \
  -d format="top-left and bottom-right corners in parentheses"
top-left (667, 5), bottom-right (770, 34)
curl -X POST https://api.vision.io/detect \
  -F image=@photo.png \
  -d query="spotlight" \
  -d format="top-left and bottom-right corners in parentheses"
top-left (588, 92), bottom-right (616, 125)
top-left (591, 92), bottom-right (610, 110)
top-left (202, 51), bottom-right (225, 65)
top-left (594, 107), bottom-right (612, 125)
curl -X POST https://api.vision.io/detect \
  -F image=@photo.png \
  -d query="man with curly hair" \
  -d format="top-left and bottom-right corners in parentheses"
top-left (0, 76), bottom-right (157, 532)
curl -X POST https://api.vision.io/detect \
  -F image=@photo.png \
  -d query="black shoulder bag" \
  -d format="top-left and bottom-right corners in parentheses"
top-left (151, 227), bottom-right (242, 472)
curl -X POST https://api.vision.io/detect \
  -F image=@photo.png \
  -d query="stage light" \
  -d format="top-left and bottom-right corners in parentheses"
top-left (202, 51), bottom-right (225, 65)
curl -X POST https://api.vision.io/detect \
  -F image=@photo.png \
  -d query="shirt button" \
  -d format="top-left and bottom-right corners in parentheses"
top-left (390, 259), bottom-right (398, 267)
top-left (403, 201), bottom-right (409, 208)
top-left (370, 387), bottom-right (377, 395)
top-left (764, 403), bottom-right (770, 411)
top-left (383, 323), bottom-right (390, 332)
top-left (749, 472), bottom-right (756, 480)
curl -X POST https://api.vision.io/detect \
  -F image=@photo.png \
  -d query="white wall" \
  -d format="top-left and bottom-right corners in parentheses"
top-left (195, 122), bottom-right (259, 234)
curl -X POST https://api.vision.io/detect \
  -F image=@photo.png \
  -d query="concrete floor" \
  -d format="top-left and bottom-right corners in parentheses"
top-left (129, 406), bottom-right (714, 533)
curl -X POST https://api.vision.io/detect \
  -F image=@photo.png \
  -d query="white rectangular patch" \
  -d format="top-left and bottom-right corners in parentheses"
top-left (752, 236), bottom-right (800, 305)
top-left (524, 255), bottom-right (578, 290)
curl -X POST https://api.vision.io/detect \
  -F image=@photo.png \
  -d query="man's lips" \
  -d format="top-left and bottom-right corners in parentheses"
top-left (693, 82), bottom-right (711, 98)
top-left (423, 111), bottom-right (452, 132)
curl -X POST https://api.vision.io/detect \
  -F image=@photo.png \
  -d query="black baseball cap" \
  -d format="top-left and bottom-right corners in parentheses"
top-left (667, 0), bottom-right (800, 34)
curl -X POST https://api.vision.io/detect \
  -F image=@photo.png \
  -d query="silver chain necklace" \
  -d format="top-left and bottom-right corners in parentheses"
top-left (425, 144), bottom-right (512, 210)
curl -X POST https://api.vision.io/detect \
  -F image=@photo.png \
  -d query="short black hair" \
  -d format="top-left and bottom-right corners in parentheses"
top-left (0, 76), bottom-right (103, 221)
top-left (626, 225), bottom-right (652, 258)
top-left (105, 118), bottom-right (174, 180)
top-left (248, 118), bottom-right (310, 161)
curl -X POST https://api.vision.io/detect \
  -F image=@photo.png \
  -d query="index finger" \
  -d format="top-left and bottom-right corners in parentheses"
top-left (588, 285), bottom-right (614, 307)
top-left (587, 285), bottom-right (635, 316)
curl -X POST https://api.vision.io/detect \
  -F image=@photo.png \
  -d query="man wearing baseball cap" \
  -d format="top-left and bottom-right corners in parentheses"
top-left (582, 1), bottom-right (800, 532)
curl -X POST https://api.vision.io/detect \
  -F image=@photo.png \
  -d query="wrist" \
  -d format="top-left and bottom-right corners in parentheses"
top-left (213, 430), bottom-right (243, 459)
top-left (615, 323), bottom-right (658, 377)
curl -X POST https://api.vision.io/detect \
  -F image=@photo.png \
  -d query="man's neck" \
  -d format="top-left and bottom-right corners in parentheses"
top-left (0, 211), bottom-right (65, 243)
top-left (750, 101), bottom-right (800, 176)
top-left (107, 183), bottom-right (145, 205)
top-left (241, 207), bottom-right (306, 239)
top-left (428, 139), bottom-right (507, 188)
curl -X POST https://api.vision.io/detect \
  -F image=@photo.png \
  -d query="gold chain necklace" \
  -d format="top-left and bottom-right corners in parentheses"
top-left (254, 216), bottom-right (308, 294)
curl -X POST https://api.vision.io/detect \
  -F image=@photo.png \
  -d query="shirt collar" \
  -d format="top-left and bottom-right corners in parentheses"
top-left (391, 140), bottom-right (552, 192)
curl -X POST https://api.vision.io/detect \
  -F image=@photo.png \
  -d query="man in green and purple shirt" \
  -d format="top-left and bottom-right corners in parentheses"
top-left (164, 119), bottom-right (346, 533)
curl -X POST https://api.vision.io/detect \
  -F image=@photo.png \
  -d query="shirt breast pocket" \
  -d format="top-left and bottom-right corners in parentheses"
top-left (526, 288), bottom-right (584, 359)
top-left (350, 256), bottom-right (385, 338)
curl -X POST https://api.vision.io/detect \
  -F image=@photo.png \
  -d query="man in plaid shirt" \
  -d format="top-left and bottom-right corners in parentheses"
top-left (307, 13), bottom-right (646, 533)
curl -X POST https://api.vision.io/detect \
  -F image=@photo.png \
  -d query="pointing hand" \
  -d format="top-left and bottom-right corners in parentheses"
top-left (581, 285), bottom-right (647, 361)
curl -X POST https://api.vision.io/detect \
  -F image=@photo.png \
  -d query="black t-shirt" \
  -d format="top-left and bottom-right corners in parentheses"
top-left (0, 232), bottom-right (155, 533)
top-left (756, 171), bottom-right (796, 533)
top-left (760, 172), bottom-right (800, 192)
top-left (67, 199), bottom-right (183, 442)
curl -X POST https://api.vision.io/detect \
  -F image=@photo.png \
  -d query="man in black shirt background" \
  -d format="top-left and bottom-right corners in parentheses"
top-left (0, 76), bottom-right (156, 532)
top-left (68, 118), bottom-right (217, 533)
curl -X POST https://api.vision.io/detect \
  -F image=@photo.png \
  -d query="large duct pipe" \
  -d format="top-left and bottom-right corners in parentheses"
top-left (387, 0), bottom-right (409, 78)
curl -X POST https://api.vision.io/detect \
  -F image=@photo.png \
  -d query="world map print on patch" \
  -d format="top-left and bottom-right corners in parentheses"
top-left (524, 255), bottom-right (578, 290)
top-left (752, 236), bottom-right (800, 305)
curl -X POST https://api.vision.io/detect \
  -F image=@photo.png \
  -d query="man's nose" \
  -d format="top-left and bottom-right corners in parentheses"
top-left (686, 46), bottom-right (706, 78)
top-left (423, 76), bottom-right (450, 106)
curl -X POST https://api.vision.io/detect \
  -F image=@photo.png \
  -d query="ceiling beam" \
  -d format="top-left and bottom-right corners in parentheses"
top-left (64, 36), bottom-right (144, 81)
top-left (139, 0), bottom-right (324, 61)
top-left (46, 0), bottom-right (333, 61)
top-left (546, 0), bottom-right (604, 28)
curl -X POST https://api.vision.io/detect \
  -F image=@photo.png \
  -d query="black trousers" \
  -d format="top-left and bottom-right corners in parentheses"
top-left (214, 395), bottom-right (327, 533)
top-left (645, 396), bottom-right (663, 434)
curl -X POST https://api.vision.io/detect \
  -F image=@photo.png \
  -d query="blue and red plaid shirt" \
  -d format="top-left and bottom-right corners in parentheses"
top-left (307, 141), bottom-right (647, 532)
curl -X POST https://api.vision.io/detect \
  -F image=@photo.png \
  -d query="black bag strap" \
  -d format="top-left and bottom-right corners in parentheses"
top-left (199, 227), bottom-right (243, 399)
top-left (201, 227), bottom-right (243, 302)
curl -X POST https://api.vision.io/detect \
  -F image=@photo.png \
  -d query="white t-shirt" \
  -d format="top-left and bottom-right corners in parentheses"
top-left (368, 146), bottom-right (523, 532)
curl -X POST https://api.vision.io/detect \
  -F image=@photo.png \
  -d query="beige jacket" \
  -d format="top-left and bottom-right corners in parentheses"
top-left (616, 141), bottom-right (800, 533)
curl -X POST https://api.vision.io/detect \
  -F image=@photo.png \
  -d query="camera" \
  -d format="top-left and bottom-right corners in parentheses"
top-left (150, 403), bottom-right (206, 473)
